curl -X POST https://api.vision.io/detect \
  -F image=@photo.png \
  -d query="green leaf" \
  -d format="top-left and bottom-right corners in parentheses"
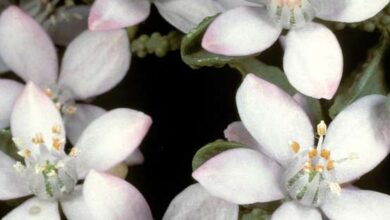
top-left (181, 16), bottom-right (237, 69)
top-left (0, 129), bottom-right (20, 160)
top-left (192, 140), bottom-right (246, 171)
top-left (329, 37), bottom-right (389, 118)
top-left (229, 57), bottom-right (297, 95)
top-left (240, 208), bottom-right (270, 220)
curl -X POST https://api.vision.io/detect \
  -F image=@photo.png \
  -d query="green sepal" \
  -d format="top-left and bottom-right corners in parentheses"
top-left (329, 37), bottom-right (389, 118)
top-left (192, 139), bottom-right (246, 171)
top-left (181, 15), bottom-right (237, 69)
top-left (240, 208), bottom-right (270, 220)
top-left (0, 129), bottom-right (21, 161)
top-left (229, 57), bottom-right (297, 95)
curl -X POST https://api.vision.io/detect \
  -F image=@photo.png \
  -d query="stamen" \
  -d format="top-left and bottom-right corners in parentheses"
top-left (321, 149), bottom-right (330, 160)
top-left (290, 141), bottom-right (300, 153)
top-left (326, 160), bottom-right (334, 170)
top-left (13, 161), bottom-right (25, 173)
top-left (52, 125), bottom-right (61, 134)
top-left (69, 148), bottom-right (80, 157)
top-left (52, 137), bottom-right (64, 151)
top-left (329, 182), bottom-right (341, 196)
top-left (317, 120), bottom-right (327, 136)
top-left (44, 88), bottom-right (54, 98)
top-left (18, 149), bottom-right (32, 159)
top-left (308, 148), bottom-right (317, 159)
top-left (32, 133), bottom-right (44, 144)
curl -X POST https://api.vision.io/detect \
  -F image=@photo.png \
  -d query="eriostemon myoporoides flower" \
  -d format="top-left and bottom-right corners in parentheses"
top-left (0, 82), bottom-right (153, 220)
top-left (190, 74), bottom-right (390, 220)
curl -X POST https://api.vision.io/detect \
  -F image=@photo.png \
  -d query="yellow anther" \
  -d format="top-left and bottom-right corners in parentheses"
top-left (32, 133), bottom-right (44, 144)
top-left (45, 88), bottom-right (54, 98)
top-left (304, 161), bottom-right (313, 172)
top-left (52, 138), bottom-right (63, 151)
top-left (317, 120), bottom-right (327, 136)
top-left (315, 165), bottom-right (324, 173)
top-left (290, 141), bottom-right (300, 153)
top-left (18, 149), bottom-right (31, 158)
top-left (64, 105), bottom-right (77, 115)
top-left (52, 125), bottom-right (61, 134)
top-left (321, 149), bottom-right (331, 160)
top-left (308, 148), bottom-right (318, 159)
top-left (69, 148), bottom-right (80, 157)
top-left (277, 0), bottom-right (302, 8)
top-left (326, 160), bottom-right (335, 170)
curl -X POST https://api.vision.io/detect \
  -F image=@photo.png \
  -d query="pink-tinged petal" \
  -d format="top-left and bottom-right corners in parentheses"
top-left (0, 151), bottom-right (31, 200)
top-left (61, 186), bottom-right (93, 220)
top-left (83, 170), bottom-right (153, 220)
top-left (0, 79), bottom-right (23, 129)
top-left (314, 0), bottom-right (390, 23)
top-left (125, 148), bottom-right (145, 166)
top-left (88, 0), bottom-right (150, 31)
top-left (163, 183), bottom-right (239, 220)
top-left (11, 82), bottom-right (65, 150)
top-left (224, 121), bottom-right (262, 150)
top-left (202, 6), bottom-right (282, 56)
top-left (3, 197), bottom-right (60, 220)
top-left (321, 188), bottom-right (390, 220)
top-left (65, 104), bottom-right (106, 146)
top-left (58, 30), bottom-right (130, 100)
top-left (271, 201), bottom-right (322, 220)
top-left (236, 74), bottom-right (314, 166)
top-left (154, 0), bottom-right (223, 33)
top-left (283, 23), bottom-right (342, 99)
top-left (0, 6), bottom-right (58, 86)
top-left (75, 108), bottom-right (152, 178)
top-left (192, 148), bottom-right (284, 204)
top-left (45, 6), bottom-right (89, 46)
top-left (324, 95), bottom-right (390, 184)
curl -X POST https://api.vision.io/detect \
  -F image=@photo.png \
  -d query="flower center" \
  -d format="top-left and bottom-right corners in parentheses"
top-left (283, 121), bottom-right (340, 207)
top-left (45, 86), bottom-right (77, 116)
top-left (266, 0), bottom-right (316, 29)
top-left (13, 125), bottom-right (79, 201)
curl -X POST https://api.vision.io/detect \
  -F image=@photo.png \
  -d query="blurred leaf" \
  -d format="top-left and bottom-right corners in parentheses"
top-left (0, 129), bottom-right (20, 161)
top-left (181, 16), bottom-right (237, 69)
top-left (240, 208), bottom-right (270, 220)
top-left (192, 139), bottom-right (246, 171)
top-left (229, 57), bottom-right (297, 95)
top-left (329, 37), bottom-right (389, 118)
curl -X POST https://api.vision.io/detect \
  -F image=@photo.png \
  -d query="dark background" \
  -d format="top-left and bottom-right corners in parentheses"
top-left (1, 6), bottom-right (390, 219)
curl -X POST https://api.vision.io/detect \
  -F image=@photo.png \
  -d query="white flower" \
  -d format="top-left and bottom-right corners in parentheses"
top-left (166, 74), bottom-right (390, 219)
top-left (0, 6), bottom-right (130, 146)
top-left (1, 82), bottom-right (153, 220)
top-left (87, 0), bottom-right (254, 33)
top-left (201, 0), bottom-right (389, 99)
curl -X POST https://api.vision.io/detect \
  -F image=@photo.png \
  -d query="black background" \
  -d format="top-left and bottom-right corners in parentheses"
top-left (1, 5), bottom-right (390, 219)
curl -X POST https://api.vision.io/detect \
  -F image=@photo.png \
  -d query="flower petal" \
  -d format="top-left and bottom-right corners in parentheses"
top-left (83, 170), bottom-right (153, 220)
top-left (44, 6), bottom-right (89, 46)
top-left (11, 82), bottom-right (65, 150)
top-left (0, 56), bottom-right (10, 73)
top-left (271, 201), bottom-right (322, 220)
top-left (0, 151), bottom-right (31, 200)
top-left (163, 183), bottom-right (239, 220)
top-left (61, 186), bottom-right (93, 220)
top-left (202, 6), bottom-right (281, 56)
top-left (218, 0), bottom-right (264, 9)
top-left (75, 108), bottom-right (152, 178)
top-left (0, 6), bottom-right (58, 87)
top-left (0, 79), bottom-right (23, 129)
top-left (283, 22), bottom-right (342, 99)
top-left (154, 0), bottom-right (223, 33)
top-left (236, 74), bottom-right (314, 166)
top-left (324, 95), bottom-right (390, 184)
top-left (88, 0), bottom-right (150, 31)
top-left (65, 104), bottom-right (106, 146)
top-left (224, 121), bottom-right (262, 150)
top-left (321, 188), bottom-right (390, 220)
top-left (3, 197), bottom-right (60, 220)
top-left (192, 148), bottom-right (284, 204)
top-left (125, 149), bottom-right (145, 166)
top-left (58, 30), bottom-right (130, 100)
top-left (314, 0), bottom-right (390, 23)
